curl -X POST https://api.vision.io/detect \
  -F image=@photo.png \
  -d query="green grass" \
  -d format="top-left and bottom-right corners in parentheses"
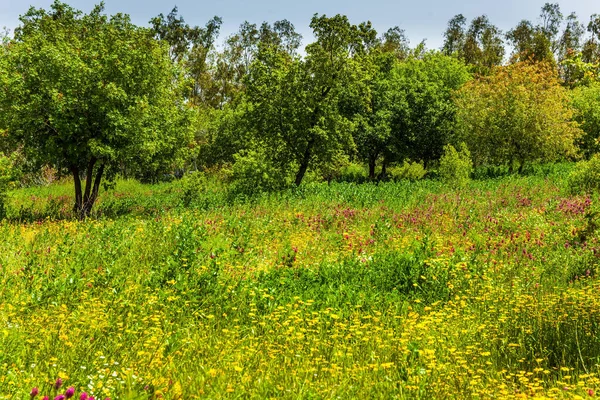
top-left (1, 166), bottom-right (600, 398)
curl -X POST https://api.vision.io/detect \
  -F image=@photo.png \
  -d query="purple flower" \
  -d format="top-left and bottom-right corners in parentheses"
top-left (65, 387), bottom-right (75, 399)
top-left (30, 387), bottom-right (39, 397)
top-left (79, 393), bottom-right (89, 400)
top-left (54, 395), bottom-right (65, 400)
top-left (54, 378), bottom-right (63, 390)
top-left (42, 397), bottom-right (49, 400)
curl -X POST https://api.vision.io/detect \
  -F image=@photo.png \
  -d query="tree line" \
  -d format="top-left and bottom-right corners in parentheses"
top-left (1, 1), bottom-right (600, 216)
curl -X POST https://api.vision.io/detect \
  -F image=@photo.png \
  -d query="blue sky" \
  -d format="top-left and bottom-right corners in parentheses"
top-left (1, 0), bottom-right (598, 49)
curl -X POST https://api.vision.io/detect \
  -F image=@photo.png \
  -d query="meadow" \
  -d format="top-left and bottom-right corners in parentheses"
top-left (1, 167), bottom-right (600, 399)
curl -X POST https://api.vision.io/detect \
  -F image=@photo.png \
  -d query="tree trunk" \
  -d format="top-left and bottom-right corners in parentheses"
top-left (368, 157), bottom-right (376, 180)
top-left (378, 160), bottom-right (388, 181)
top-left (82, 163), bottom-right (105, 218)
top-left (72, 160), bottom-right (105, 220)
top-left (71, 166), bottom-right (83, 214)
top-left (295, 139), bottom-right (314, 187)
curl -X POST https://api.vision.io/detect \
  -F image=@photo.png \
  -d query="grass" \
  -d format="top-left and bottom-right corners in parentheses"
top-left (1, 167), bottom-right (600, 398)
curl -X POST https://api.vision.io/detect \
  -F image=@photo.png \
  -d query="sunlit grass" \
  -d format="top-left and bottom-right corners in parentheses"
top-left (1, 169), bottom-right (600, 398)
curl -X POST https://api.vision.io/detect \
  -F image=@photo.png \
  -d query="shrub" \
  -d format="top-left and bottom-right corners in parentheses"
top-left (337, 162), bottom-right (368, 183)
top-left (180, 171), bottom-right (207, 207)
top-left (0, 155), bottom-right (18, 220)
top-left (228, 149), bottom-right (292, 198)
top-left (439, 143), bottom-right (473, 188)
top-left (568, 154), bottom-right (600, 194)
top-left (389, 160), bottom-right (427, 181)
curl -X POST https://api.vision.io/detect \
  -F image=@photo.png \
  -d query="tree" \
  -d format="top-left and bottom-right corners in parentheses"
top-left (381, 26), bottom-right (410, 59)
top-left (462, 15), bottom-right (505, 73)
top-left (559, 12), bottom-right (585, 59)
top-left (583, 14), bottom-right (600, 63)
top-left (0, 1), bottom-right (194, 217)
top-left (539, 2), bottom-right (563, 53)
top-left (454, 62), bottom-right (581, 171)
top-left (442, 14), bottom-right (466, 57)
top-left (244, 14), bottom-right (373, 186)
top-left (388, 52), bottom-right (471, 168)
top-left (506, 20), bottom-right (554, 63)
top-left (572, 83), bottom-right (600, 158)
top-left (342, 50), bottom-right (395, 179)
top-left (150, 9), bottom-right (223, 107)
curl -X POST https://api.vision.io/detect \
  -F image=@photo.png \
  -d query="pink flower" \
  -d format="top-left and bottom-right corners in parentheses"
top-left (79, 393), bottom-right (89, 400)
top-left (54, 378), bottom-right (63, 390)
top-left (65, 387), bottom-right (75, 398)
top-left (54, 395), bottom-right (66, 400)
top-left (589, 389), bottom-right (595, 396)
top-left (42, 397), bottom-right (49, 400)
top-left (30, 387), bottom-right (39, 397)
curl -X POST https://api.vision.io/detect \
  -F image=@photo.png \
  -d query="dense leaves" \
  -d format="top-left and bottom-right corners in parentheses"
top-left (454, 62), bottom-right (581, 171)
top-left (0, 1), bottom-right (195, 216)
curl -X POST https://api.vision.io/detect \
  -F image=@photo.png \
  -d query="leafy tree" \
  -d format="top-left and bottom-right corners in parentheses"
top-left (342, 51), bottom-right (395, 179)
top-left (506, 20), bottom-right (554, 63)
top-left (572, 83), bottom-right (600, 157)
top-left (381, 27), bottom-right (410, 59)
top-left (150, 9), bottom-right (222, 107)
top-left (539, 2), bottom-right (563, 52)
top-left (389, 52), bottom-right (471, 168)
top-left (560, 51), bottom-right (600, 88)
top-left (442, 14), bottom-right (467, 57)
top-left (558, 13), bottom-right (586, 84)
top-left (0, 1), bottom-right (195, 217)
top-left (244, 14), bottom-right (373, 186)
top-left (454, 62), bottom-right (581, 172)
top-left (559, 13), bottom-right (585, 57)
top-left (583, 14), bottom-right (600, 63)
top-left (462, 15), bottom-right (505, 73)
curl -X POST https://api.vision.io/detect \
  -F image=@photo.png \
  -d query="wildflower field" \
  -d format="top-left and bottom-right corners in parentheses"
top-left (2, 168), bottom-right (600, 399)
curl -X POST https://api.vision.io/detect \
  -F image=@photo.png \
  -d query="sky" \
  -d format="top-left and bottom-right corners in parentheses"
top-left (1, 0), bottom-right (598, 50)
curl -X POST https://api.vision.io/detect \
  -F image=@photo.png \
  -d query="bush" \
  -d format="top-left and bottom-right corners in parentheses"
top-left (180, 171), bottom-right (207, 207)
top-left (568, 154), bottom-right (600, 194)
top-left (228, 149), bottom-right (292, 198)
top-left (389, 160), bottom-right (427, 181)
top-left (439, 143), bottom-right (473, 188)
top-left (336, 162), bottom-right (368, 183)
top-left (0, 155), bottom-right (19, 220)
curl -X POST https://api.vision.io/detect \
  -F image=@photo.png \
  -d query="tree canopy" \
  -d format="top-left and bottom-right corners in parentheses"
top-left (0, 1), bottom-right (195, 217)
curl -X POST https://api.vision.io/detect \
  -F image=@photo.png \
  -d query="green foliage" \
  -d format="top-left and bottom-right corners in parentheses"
top-left (228, 149), bottom-right (292, 198)
top-left (389, 160), bottom-right (427, 181)
top-left (455, 62), bottom-right (581, 172)
top-left (336, 162), bottom-right (368, 183)
top-left (179, 171), bottom-right (208, 207)
top-left (389, 52), bottom-right (471, 167)
top-left (243, 14), bottom-right (374, 187)
top-left (439, 143), bottom-right (473, 187)
top-left (568, 154), bottom-right (600, 193)
top-left (572, 83), bottom-right (600, 157)
top-left (0, 1), bottom-right (194, 217)
top-left (0, 154), bottom-right (18, 220)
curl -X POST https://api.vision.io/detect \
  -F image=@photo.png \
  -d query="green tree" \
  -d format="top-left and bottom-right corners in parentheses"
top-left (342, 50), bottom-right (395, 179)
top-left (442, 14), bottom-right (467, 57)
top-left (462, 15), bottom-right (505, 74)
top-left (454, 62), bottom-right (581, 172)
top-left (583, 14), bottom-right (600, 63)
top-left (389, 52), bottom-right (471, 168)
top-left (572, 83), bottom-right (600, 157)
top-left (244, 14), bottom-right (373, 186)
top-left (0, 1), bottom-right (194, 217)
